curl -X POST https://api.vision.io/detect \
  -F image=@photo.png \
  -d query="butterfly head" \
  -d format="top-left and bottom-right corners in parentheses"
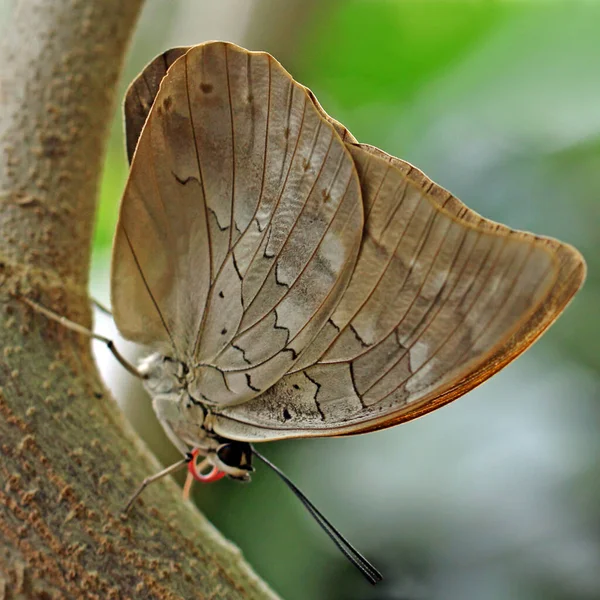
top-left (214, 440), bottom-right (254, 481)
top-left (187, 440), bottom-right (254, 484)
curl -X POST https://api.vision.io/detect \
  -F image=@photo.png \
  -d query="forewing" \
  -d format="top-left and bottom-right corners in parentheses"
top-left (112, 43), bottom-right (364, 396)
top-left (112, 47), bottom-right (212, 356)
top-left (213, 145), bottom-right (586, 440)
top-left (123, 46), bottom-right (191, 164)
top-left (123, 47), bottom-right (358, 166)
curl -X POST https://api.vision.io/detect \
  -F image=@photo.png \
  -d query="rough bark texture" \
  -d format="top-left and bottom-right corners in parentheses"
top-left (0, 1), bottom-right (279, 598)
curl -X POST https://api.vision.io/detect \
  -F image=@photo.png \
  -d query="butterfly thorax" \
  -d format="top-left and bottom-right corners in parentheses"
top-left (138, 353), bottom-right (254, 480)
top-left (139, 352), bottom-right (211, 446)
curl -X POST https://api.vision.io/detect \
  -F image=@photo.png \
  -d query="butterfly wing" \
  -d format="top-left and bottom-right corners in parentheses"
top-left (212, 144), bottom-right (586, 441)
top-left (116, 42), bottom-right (585, 440)
top-left (124, 46), bottom-right (191, 164)
top-left (123, 46), bottom-right (359, 165)
top-left (112, 43), bottom-right (364, 401)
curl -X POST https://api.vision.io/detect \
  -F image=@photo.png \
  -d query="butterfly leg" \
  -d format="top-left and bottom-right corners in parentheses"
top-left (152, 396), bottom-right (194, 456)
top-left (123, 398), bottom-right (200, 512)
top-left (123, 455), bottom-right (189, 513)
top-left (91, 297), bottom-right (112, 316)
top-left (19, 296), bottom-right (143, 379)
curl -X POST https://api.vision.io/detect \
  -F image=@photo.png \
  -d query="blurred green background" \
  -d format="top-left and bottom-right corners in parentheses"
top-left (3, 1), bottom-right (599, 598)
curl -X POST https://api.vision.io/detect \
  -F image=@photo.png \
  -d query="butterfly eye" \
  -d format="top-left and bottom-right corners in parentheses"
top-left (216, 442), bottom-right (253, 472)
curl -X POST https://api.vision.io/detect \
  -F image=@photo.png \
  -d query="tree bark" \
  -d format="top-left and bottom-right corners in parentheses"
top-left (0, 1), bottom-right (279, 598)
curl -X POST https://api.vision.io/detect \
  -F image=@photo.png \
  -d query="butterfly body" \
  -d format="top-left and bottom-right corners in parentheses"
top-left (140, 352), bottom-right (255, 479)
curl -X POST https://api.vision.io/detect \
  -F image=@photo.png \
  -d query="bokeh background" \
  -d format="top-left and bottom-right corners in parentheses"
top-left (2, 1), bottom-right (599, 599)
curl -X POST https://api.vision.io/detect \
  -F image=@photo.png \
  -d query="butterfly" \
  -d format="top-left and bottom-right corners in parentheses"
top-left (109, 41), bottom-right (586, 583)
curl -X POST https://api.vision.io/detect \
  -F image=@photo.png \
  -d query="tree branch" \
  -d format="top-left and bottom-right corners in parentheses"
top-left (0, 1), bottom-right (279, 597)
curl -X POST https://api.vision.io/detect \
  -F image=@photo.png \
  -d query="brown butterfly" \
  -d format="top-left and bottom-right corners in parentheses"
top-left (51, 41), bottom-right (589, 584)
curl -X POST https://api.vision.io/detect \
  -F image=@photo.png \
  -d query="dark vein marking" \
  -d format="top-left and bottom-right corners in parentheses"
top-left (188, 395), bottom-right (204, 407)
top-left (349, 362), bottom-right (368, 410)
top-left (129, 87), bottom-right (149, 162)
top-left (328, 318), bottom-right (341, 332)
top-left (141, 71), bottom-right (154, 98)
top-left (254, 57), bottom-right (271, 225)
top-left (273, 310), bottom-right (291, 346)
top-left (403, 275), bottom-right (449, 350)
top-left (255, 216), bottom-right (267, 233)
top-left (364, 163), bottom-right (390, 221)
top-left (274, 262), bottom-right (290, 288)
top-left (349, 324), bottom-right (370, 349)
top-left (303, 372), bottom-right (325, 421)
top-left (264, 226), bottom-right (275, 258)
top-left (370, 212), bottom-right (453, 355)
top-left (232, 343), bottom-right (251, 365)
top-left (282, 347), bottom-right (298, 360)
top-left (394, 328), bottom-right (409, 351)
top-left (172, 171), bottom-right (200, 186)
top-left (231, 252), bottom-right (243, 281)
top-left (208, 207), bottom-right (229, 232)
top-left (322, 144), bottom-right (347, 201)
top-left (143, 116), bottom-right (191, 347)
top-left (245, 373), bottom-right (260, 393)
top-left (241, 173), bottom-right (356, 352)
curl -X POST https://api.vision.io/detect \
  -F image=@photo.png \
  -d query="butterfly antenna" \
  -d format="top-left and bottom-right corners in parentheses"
top-left (251, 447), bottom-right (382, 585)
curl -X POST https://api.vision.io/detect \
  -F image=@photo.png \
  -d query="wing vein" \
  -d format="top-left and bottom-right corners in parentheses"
top-left (220, 178), bottom-right (358, 372)
top-left (224, 44), bottom-right (236, 254)
top-left (234, 118), bottom-right (336, 330)
top-left (236, 93), bottom-right (310, 310)
top-left (185, 51), bottom-right (216, 359)
top-left (375, 240), bottom-right (536, 406)
top-left (121, 224), bottom-right (179, 356)
top-left (290, 173), bottom-right (424, 370)
top-left (184, 52), bottom-right (212, 282)
top-left (364, 235), bottom-right (514, 400)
